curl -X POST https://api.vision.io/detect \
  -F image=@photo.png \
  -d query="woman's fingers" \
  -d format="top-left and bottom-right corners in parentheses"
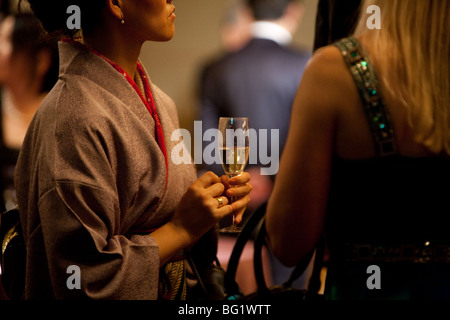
top-left (187, 170), bottom-right (252, 226)
top-left (215, 194), bottom-right (251, 222)
top-left (229, 171), bottom-right (251, 185)
top-left (205, 182), bottom-right (225, 198)
top-left (214, 196), bottom-right (229, 209)
top-left (202, 171), bottom-right (252, 205)
top-left (195, 171), bottom-right (221, 188)
top-left (220, 172), bottom-right (252, 198)
top-left (226, 182), bottom-right (252, 198)
top-left (220, 171), bottom-right (251, 187)
top-left (231, 194), bottom-right (250, 223)
top-left (234, 209), bottom-right (246, 225)
top-left (216, 171), bottom-right (252, 223)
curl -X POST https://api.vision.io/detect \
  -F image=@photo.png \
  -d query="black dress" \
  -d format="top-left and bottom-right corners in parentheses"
top-left (324, 38), bottom-right (450, 299)
top-left (0, 95), bottom-right (20, 213)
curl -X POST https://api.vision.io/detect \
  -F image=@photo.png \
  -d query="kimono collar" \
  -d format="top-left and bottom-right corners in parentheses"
top-left (61, 38), bottom-right (169, 182)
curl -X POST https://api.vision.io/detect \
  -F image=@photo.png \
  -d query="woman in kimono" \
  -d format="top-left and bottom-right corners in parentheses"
top-left (15, 0), bottom-right (251, 299)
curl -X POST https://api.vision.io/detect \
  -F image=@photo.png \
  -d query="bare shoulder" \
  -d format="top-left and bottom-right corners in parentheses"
top-left (309, 45), bottom-right (343, 68)
top-left (303, 45), bottom-right (354, 92)
top-left (294, 45), bottom-right (357, 116)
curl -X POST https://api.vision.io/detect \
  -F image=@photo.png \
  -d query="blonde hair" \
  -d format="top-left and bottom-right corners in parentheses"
top-left (354, 0), bottom-right (450, 155)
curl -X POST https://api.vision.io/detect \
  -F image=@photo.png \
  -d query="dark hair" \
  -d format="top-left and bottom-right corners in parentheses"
top-left (21, 0), bottom-right (106, 36)
top-left (11, 13), bottom-right (59, 93)
top-left (246, 0), bottom-right (295, 20)
top-left (1, 0), bottom-right (10, 17)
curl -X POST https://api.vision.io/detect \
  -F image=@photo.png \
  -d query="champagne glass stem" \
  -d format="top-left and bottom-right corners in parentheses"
top-left (228, 174), bottom-right (238, 229)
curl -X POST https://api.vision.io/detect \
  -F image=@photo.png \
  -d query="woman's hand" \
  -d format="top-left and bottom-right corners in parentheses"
top-left (220, 171), bottom-right (252, 225)
top-left (151, 171), bottom-right (251, 265)
top-left (171, 171), bottom-right (232, 243)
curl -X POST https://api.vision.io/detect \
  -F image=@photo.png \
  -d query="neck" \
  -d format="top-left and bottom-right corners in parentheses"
top-left (82, 25), bottom-right (143, 78)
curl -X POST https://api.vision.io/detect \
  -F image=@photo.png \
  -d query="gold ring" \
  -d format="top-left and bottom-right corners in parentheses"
top-left (217, 197), bottom-right (224, 207)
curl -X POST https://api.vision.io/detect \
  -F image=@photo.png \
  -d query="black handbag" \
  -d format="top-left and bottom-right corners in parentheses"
top-left (0, 206), bottom-right (26, 300)
top-left (187, 202), bottom-right (324, 301)
top-left (224, 202), bottom-right (324, 302)
top-left (187, 254), bottom-right (228, 300)
top-left (187, 227), bottom-right (229, 300)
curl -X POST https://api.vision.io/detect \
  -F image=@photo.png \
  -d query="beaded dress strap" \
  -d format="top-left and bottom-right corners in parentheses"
top-left (334, 37), bottom-right (397, 157)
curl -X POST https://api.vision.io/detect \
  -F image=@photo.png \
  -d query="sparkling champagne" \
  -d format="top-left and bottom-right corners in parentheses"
top-left (220, 146), bottom-right (249, 177)
top-left (218, 117), bottom-right (249, 233)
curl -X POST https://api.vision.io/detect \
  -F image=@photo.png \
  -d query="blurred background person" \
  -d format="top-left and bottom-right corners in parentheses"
top-left (266, 0), bottom-right (450, 299)
top-left (219, 0), bottom-right (253, 53)
top-left (0, 10), bottom-right (58, 300)
top-left (0, 12), bottom-right (59, 213)
top-left (199, 0), bottom-right (310, 215)
top-left (0, 0), bottom-right (9, 302)
top-left (198, 0), bottom-right (312, 291)
top-left (196, 0), bottom-right (253, 178)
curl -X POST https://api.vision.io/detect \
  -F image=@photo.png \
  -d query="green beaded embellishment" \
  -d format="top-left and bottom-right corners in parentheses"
top-left (334, 37), bottom-right (396, 156)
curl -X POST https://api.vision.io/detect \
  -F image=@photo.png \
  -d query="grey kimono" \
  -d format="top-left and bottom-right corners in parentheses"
top-left (14, 41), bottom-right (197, 299)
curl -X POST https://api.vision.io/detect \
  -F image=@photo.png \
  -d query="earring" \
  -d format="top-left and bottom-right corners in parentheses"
top-left (121, 13), bottom-right (125, 24)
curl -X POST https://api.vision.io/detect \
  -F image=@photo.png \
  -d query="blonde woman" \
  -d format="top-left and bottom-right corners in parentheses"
top-left (266, 0), bottom-right (450, 299)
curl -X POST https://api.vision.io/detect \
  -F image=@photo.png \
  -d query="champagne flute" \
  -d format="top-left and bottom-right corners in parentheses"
top-left (218, 117), bottom-right (250, 233)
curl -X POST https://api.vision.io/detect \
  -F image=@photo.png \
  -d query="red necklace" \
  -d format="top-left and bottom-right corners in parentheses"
top-left (62, 38), bottom-right (169, 181)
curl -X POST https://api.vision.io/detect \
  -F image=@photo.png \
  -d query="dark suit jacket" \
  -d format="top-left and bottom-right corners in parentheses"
top-left (200, 38), bottom-right (311, 175)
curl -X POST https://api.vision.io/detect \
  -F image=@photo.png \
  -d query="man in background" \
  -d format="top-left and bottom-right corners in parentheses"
top-left (198, 0), bottom-right (311, 288)
top-left (199, 0), bottom-right (310, 214)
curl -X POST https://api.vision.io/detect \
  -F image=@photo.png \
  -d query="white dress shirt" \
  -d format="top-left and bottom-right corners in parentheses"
top-left (251, 21), bottom-right (293, 46)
